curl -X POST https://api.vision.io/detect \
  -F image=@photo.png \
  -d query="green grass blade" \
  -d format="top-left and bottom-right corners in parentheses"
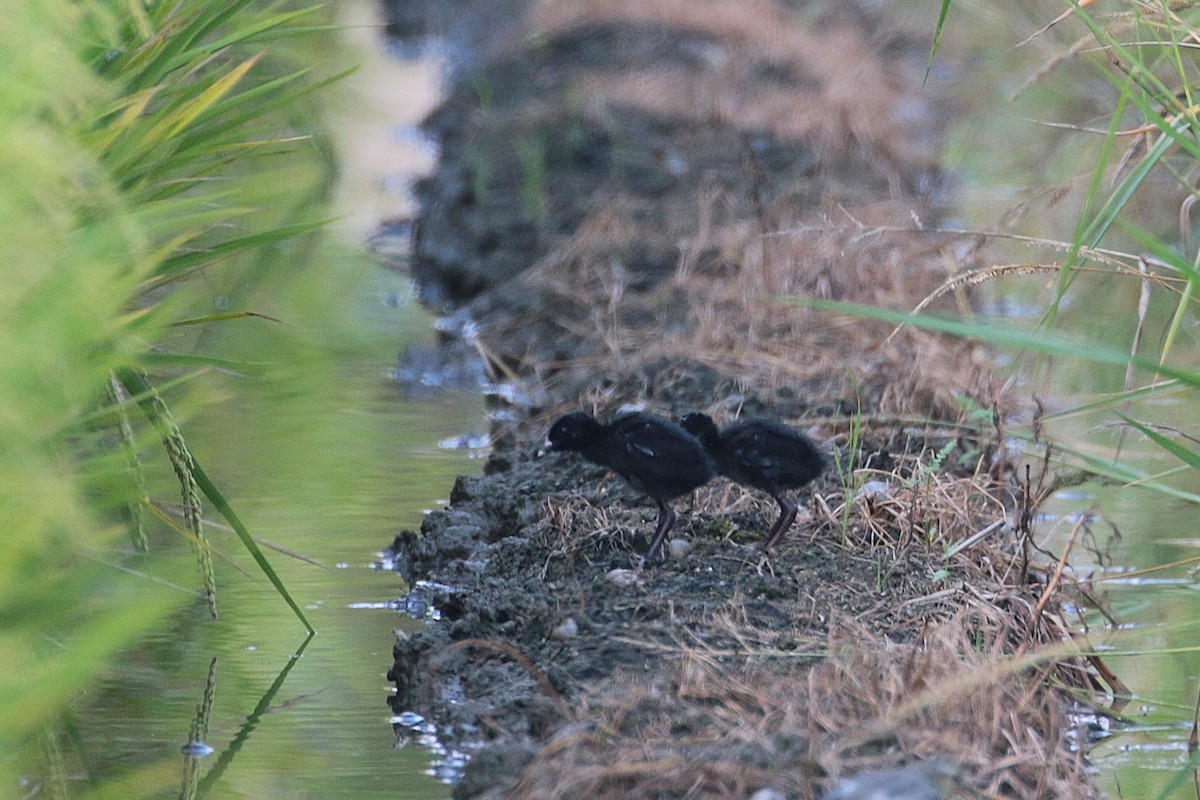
top-left (924, 0), bottom-right (953, 86)
top-left (122, 0), bottom-right (257, 88)
top-left (163, 54), bottom-right (263, 140)
top-left (104, 54), bottom-right (265, 174)
top-left (115, 369), bottom-right (313, 633)
top-left (166, 64), bottom-right (353, 159)
top-left (1049, 79), bottom-right (1130, 323)
top-left (1155, 749), bottom-right (1200, 800)
top-left (1038, 380), bottom-right (1185, 421)
top-left (149, 218), bottom-right (332, 279)
top-left (138, 352), bottom-right (261, 372)
top-left (792, 297), bottom-right (1200, 390)
top-left (1160, 279), bottom-right (1195, 371)
top-left (189, 458), bottom-right (313, 633)
top-left (1042, 438), bottom-right (1200, 505)
top-left (154, 6), bottom-right (323, 80)
top-left (173, 0), bottom-right (260, 54)
top-left (1077, 127), bottom-right (1175, 255)
top-left (1119, 220), bottom-right (1200, 284)
top-left (1119, 415), bottom-right (1200, 470)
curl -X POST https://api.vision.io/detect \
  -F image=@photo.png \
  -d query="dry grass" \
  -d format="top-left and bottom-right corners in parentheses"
top-left (526, 0), bottom-right (938, 173)
top-left (477, 617), bottom-right (1097, 800)
top-left (479, 137), bottom-right (993, 417)
top-left (673, 219), bottom-right (995, 418)
top-left (454, 0), bottom-right (989, 421)
top-left (415, 2), bottom-right (1119, 797)
top-left (495, 196), bottom-right (995, 420)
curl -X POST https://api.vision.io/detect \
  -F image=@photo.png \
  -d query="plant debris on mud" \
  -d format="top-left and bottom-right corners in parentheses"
top-left (380, 0), bottom-right (1119, 797)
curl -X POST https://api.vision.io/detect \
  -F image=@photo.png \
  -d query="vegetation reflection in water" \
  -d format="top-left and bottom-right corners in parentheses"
top-left (1032, 401), bottom-right (1200, 800)
top-left (67, 261), bottom-right (477, 800)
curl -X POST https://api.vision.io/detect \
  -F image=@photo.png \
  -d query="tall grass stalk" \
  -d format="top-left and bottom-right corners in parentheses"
top-left (939, 4), bottom-right (1200, 481)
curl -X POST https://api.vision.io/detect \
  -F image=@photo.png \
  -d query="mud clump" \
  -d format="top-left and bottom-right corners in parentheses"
top-left (381, 0), bottom-right (1111, 797)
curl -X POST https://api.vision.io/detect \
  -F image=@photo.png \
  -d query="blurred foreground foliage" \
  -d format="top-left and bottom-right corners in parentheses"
top-left (0, 0), bottom-right (347, 787)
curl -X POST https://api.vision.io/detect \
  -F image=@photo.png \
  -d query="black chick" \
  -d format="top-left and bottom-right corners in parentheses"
top-left (679, 413), bottom-right (825, 551)
top-left (545, 411), bottom-right (714, 562)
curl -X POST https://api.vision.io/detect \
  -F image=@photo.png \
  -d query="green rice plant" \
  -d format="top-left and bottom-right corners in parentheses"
top-left (1, 3), bottom-right (160, 765)
top-left (926, 0), bottom-right (955, 84)
top-left (80, 0), bottom-right (346, 628)
top-left (0, 0), bottom-right (343, 784)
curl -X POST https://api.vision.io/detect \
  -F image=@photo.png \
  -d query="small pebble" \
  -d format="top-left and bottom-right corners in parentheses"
top-left (391, 711), bottom-right (425, 727)
top-left (750, 789), bottom-right (786, 800)
top-left (668, 538), bottom-right (693, 557)
top-left (180, 741), bottom-right (214, 758)
top-left (605, 568), bottom-right (640, 587)
top-left (856, 480), bottom-right (891, 501)
top-left (551, 617), bottom-right (578, 639)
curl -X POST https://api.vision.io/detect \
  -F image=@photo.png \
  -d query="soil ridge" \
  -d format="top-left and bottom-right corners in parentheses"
top-left (381, 1), bottom-right (1102, 797)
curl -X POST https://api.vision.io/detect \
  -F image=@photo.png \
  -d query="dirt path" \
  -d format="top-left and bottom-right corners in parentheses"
top-left (381, 2), bottom-right (1104, 797)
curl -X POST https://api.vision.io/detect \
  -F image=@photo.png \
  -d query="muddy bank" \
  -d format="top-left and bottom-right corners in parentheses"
top-left (380, 0), bottom-right (1108, 797)
top-left (386, 0), bottom-right (994, 419)
top-left (387, 424), bottom-right (1095, 797)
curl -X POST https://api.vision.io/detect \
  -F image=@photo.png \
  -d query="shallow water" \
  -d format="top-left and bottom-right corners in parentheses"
top-left (66, 264), bottom-right (478, 799)
top-left (1033, 402), bottom-right (1200, 798)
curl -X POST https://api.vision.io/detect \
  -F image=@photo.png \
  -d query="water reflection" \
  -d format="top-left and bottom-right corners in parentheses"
top-left (185, 640), bottom-right (309, 798)
top-left (65, 264), bottom-right (475, 799)
top-left (1035, 422), bottom-right (1200, 798)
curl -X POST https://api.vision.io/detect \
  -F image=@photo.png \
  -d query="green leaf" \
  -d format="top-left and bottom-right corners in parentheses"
top-left (924, 0), bottom-right (953, 86)
top-left (791, 297), bottom-right (1200, 390)
top-left (1119, 415), bottom-right (1200, 470)
top-left (147, 217), bottom-right (331, 281)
